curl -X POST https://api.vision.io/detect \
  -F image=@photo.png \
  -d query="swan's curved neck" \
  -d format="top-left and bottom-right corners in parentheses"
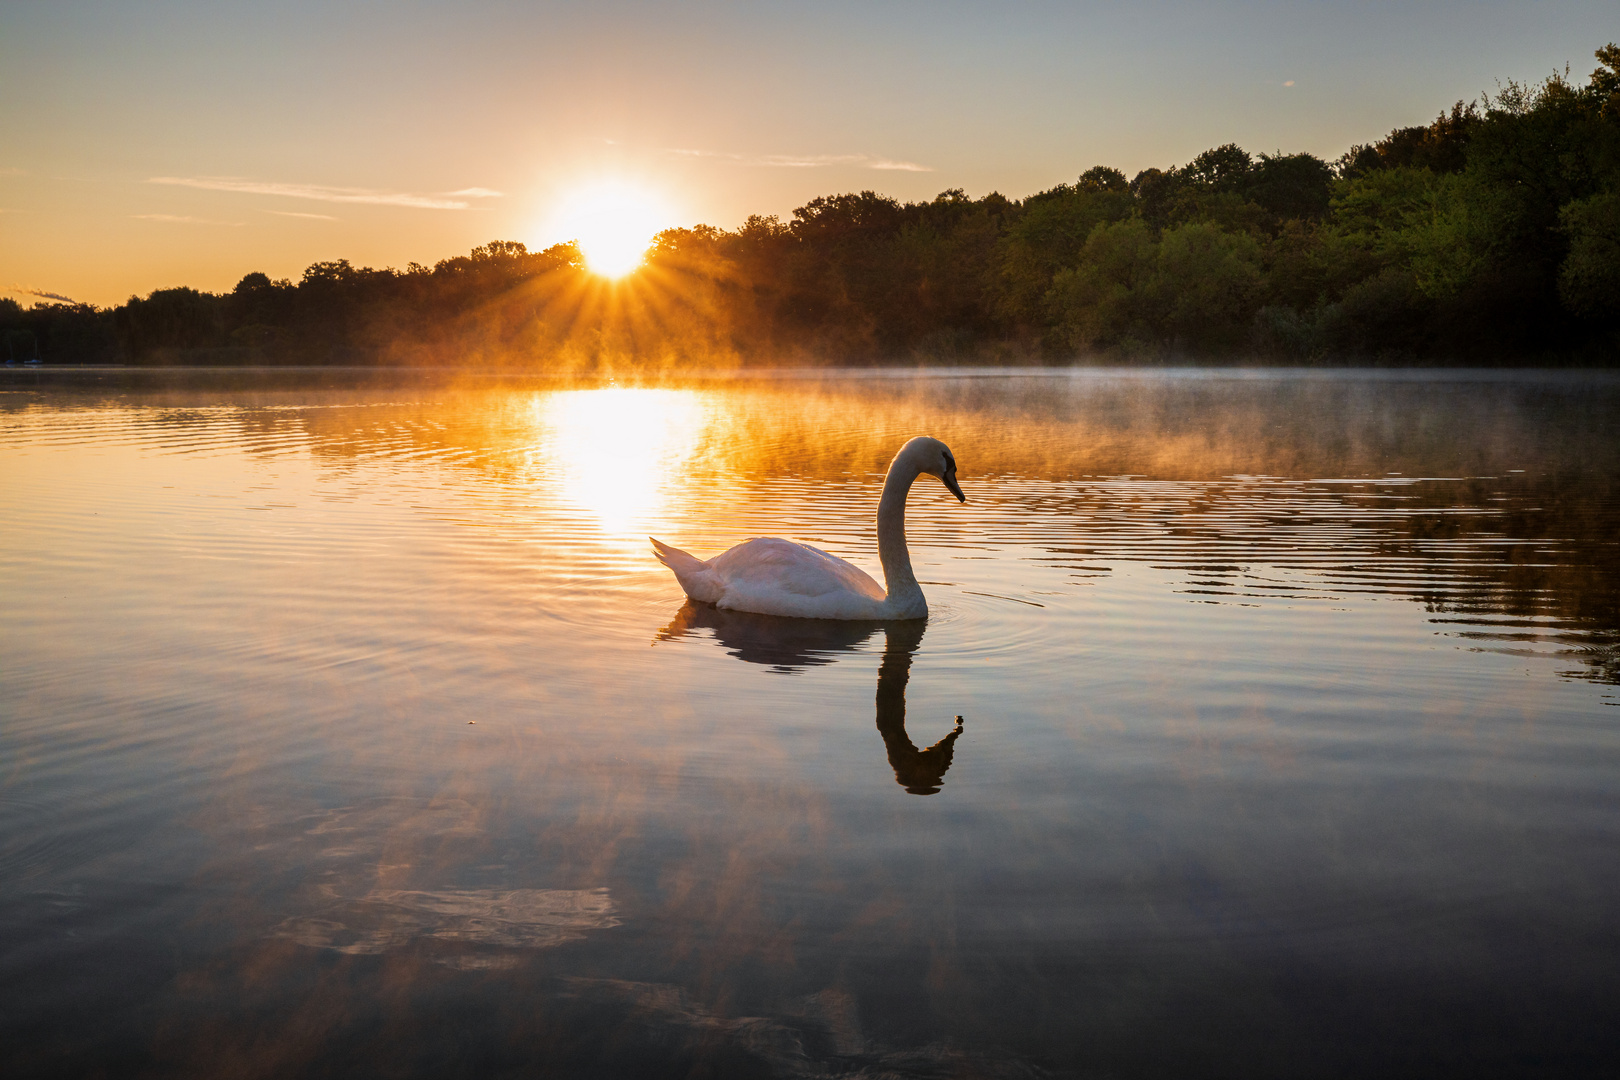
top-left (877, 456), bottom-right (925, 616)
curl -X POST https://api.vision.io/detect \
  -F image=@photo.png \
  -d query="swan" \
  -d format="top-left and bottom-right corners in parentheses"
top-left (650, 435), bottom-right (964, 620)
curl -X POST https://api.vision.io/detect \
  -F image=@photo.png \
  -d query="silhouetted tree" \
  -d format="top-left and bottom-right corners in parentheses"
top-left (1077, 166), bottom-right (1129, 192)
top-left (1248, 153), bottom-right (1335, 220)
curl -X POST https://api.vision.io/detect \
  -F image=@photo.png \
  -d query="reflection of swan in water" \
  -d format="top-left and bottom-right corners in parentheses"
top-left (654, 601), bottom-right (882, 672)
top-left (655, 603), bottom-right (963, 794)
top-left (651, 436), bottom-right (964, 620)
top-left (871, 619), bottom-right (962, 795)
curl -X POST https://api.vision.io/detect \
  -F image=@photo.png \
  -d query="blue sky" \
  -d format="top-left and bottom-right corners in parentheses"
top-left (2, 0), bottom-right (1615, 304)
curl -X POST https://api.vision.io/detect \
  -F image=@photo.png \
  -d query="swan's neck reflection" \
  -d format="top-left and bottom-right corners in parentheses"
top-left (874, 619), bottom-right (963, 795)
top-left (655, 603), bottom-right (964, 795)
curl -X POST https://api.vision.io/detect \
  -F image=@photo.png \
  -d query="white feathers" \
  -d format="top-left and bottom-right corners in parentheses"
top-left (651, 436), bottom-right (962, 621)
top-left (654, 535), bottom-right (889, 619)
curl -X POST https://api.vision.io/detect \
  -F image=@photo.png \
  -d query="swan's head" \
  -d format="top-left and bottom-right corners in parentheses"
top-left (901, 436), bottom-right (965, 503)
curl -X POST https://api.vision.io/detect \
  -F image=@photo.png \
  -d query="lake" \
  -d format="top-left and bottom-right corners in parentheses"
top-left (2, 367), bottom-right (1618, 1078)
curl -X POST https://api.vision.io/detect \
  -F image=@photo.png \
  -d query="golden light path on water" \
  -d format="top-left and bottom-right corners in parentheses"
top-left (531, 387), bottom-right (714, 540)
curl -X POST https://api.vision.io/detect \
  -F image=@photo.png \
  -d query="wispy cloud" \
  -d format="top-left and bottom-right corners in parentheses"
top-left (147, 176), bottom-right (503, 210)
top-left (262, 209), bottom-right (338, 221)
top-left (133, 213), bottom-right (244, 225)
top-left (671, 149), bottom-right (932, 172)
top-left (9, 285), bottom-right (79, 304)
top-left (0, 167), bottom-right (24, 177)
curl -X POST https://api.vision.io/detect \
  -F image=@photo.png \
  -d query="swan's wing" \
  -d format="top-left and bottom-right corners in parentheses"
top-left (711, 538), bottom-right (886, 608)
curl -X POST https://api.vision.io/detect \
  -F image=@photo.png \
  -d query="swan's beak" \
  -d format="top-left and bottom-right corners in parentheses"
top-left (943, 469), bottom-right (965, 502)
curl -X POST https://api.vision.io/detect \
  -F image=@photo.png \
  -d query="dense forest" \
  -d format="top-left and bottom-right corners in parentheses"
top-left (6, 45), bottom-right (1619, 367)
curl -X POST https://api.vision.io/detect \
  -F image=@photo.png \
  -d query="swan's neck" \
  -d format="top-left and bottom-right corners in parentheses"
top-left (877, 459), bottom-right (925, 616)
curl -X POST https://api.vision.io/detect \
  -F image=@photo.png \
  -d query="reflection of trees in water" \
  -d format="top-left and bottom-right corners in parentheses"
top-left (656, 603), bottom-right (964, 794)
top-left (1394, 490), bottom-right (1620, 686)
top-left (1030, 470), bottom-right (1620, 685)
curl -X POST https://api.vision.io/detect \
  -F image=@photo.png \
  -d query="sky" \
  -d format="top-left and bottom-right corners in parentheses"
top-left (2, 0), bottom-right (1615, 307)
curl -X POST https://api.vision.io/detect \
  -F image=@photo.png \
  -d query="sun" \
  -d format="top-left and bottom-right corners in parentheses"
top-left (554, 180), bottom-right (670, 279)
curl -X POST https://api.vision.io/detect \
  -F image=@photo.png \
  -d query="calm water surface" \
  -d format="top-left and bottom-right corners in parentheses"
top-left (2, 368), bottom-right (1618, 1078)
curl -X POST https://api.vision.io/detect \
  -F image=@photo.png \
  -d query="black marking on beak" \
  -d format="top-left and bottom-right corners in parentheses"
top-left (944, 468), bottom-right (965, 503)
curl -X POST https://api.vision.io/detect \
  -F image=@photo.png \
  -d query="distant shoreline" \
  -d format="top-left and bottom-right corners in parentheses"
top-left (8, 364), bottom-right (1620, 387)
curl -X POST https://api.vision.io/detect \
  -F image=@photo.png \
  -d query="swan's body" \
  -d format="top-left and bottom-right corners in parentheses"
top-left (651, 535), bottom-right (895, 620)
top-left (651, 436), bottom-right (964, 621)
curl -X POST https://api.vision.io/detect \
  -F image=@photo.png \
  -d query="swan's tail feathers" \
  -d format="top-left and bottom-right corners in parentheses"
top-left (650, 538), bottom-right (723, 603)
top-left (650, 537), bottom-right (705, 574)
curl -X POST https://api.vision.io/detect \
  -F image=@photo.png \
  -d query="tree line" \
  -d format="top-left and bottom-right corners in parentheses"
top-left (6, 44), bottom-right (1618, 367)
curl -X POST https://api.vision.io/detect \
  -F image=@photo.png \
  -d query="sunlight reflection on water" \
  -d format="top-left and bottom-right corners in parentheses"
top-left (533, 387), bottom-right (714, 540)
top-left (1, 368), bottom-right (1618, 1077)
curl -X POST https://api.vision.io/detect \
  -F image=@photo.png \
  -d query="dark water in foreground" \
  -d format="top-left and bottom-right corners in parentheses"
top-left (2, 368), bottom-right (1618, 1078)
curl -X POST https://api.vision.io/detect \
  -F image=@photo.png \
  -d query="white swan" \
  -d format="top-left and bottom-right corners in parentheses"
top-left (651, 436), bottom-right (965, 620)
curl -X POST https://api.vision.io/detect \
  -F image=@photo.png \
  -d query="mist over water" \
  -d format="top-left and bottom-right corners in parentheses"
top-left (2, 368), bottom-right (1617, 1077)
